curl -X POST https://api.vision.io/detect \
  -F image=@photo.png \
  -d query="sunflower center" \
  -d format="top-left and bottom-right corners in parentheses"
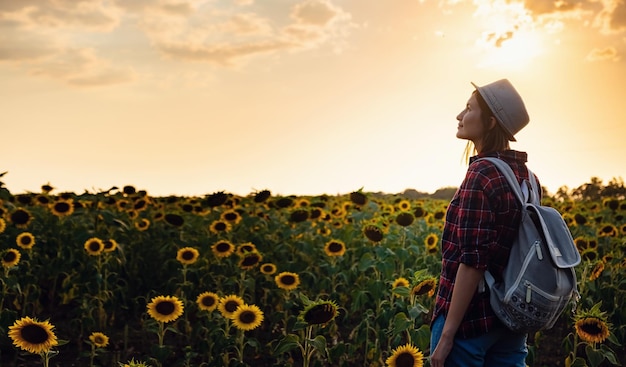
top-left (304, 304), bottom-right (335, 325)
top-left (182, 251), bottom-right (194, 260)
top-left (328, 242), bottom-right (343, 253)
top-left (239, 310), bottom-right (256, 324)
top-left (395, 353), bottom-right (415, 367)
top-left (225, 301), bottom-right (240, 313)
top-left (216, 242), bottom-right (231, 252)
top-left (20, 237), bottom-right (33, 246)
top-left (20, 324), bottom-right (49, 344)
top-left (224, 212), bottom-right (238, 221)
top-left (155, 301), bottom-right (175, 315)
top-left (55, 202), bottom-right (71, 213)
top-left (580, 321), bottom-right (602, 335)
top-left (3, 251), bottom-right (17, 262)
top-left (241, 255), bottom-right (260, 267)
top-left (214, 222), bottom-right (227, 231)
top-left (202, 297), bottom-right (216, 307)
top-left (281, 275), bottom-right (295, 285)
top-left (88, 241), bottom-right (102, 252)
top-left (11, 210), bottom-right (30, 225)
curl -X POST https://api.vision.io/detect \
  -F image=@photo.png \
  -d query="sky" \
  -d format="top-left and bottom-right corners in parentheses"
top-left (1, 0), bottom-right (625, 198)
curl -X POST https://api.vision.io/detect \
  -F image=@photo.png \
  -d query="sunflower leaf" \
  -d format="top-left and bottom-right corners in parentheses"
top-left (308, 335), bottom-right (328, 358)
top-left (585, 345), bottom-right (604, 367)
top-left (274, 334), bottom-right (301, 354)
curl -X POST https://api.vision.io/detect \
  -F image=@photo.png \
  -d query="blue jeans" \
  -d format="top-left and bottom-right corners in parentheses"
top-left (430, 315), bottom-right (528, 367)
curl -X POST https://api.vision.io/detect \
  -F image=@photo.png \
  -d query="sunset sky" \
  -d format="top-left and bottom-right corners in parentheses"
top-left (1, 0), bottom-right (625, 198)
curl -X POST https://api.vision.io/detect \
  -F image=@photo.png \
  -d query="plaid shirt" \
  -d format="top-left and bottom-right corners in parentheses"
top-left (432, 150), bottom-right (540, 338)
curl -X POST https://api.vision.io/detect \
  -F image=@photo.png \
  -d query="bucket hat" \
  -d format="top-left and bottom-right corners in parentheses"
top-left (471, 79), bottom-right (529, 141)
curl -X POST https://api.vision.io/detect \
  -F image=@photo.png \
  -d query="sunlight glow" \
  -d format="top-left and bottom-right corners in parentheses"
top-left (473, 0), bottom-right (543, 70)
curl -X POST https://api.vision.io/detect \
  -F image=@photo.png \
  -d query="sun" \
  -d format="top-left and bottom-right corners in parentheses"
top-left (473, 1), bottom-right (544, 70)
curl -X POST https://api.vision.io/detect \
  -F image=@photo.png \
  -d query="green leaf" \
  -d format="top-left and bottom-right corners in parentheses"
top-left (308, 335), bottom-right (328, 358)
top-left (392, 286), bottom-right (410, 297)
top-left (585, 344), bottom-right (604, 367)
top-left (274, 334), bottom-right (301, 355)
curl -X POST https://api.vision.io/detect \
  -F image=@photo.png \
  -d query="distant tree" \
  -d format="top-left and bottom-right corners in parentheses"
top-left (601, 177), bottom-right (626, 200)
top-left (571, 177), bottom-right (604, 201)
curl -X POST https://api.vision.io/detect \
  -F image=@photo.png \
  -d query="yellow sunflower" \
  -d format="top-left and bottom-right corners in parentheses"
top-left (49, 199), bottom-right (74, 217)
top-left (9, 208), bottom-right (33, 228)
top-left (392, 277), bottom-right (410, 289)
top-left (220, 209), bottom-right (242, 225)
top-left (176, 247), bottom-right (200, 265)
top-left (232, 304), bottom-right (264, 331)
top-left (324, 239), bottom-right (346, 257)
top-left (385, 343), bottom-right (424, 367)
top-left (103, 239), bottom-right (118, 252)
top-left (395, 212), bottom-right (415, 227)
top-left (363, 223), bottom-right (384, 243)
top-left (146, 295), bottom-right (184, 323)
top-left (16, 232), bottom-right (36, 250)
top-left (84, 237), bottom-right (105, 256)
top-left (396, 199), bottom-right (411, 211)
top-left (260, 263), bottom-right (277, 275)
top-left (134, 218), bottom-right (150, 231)
top-left (236, 242), bottom-right (257, 256)
top-left (1, 249), bottom-right (21, 268)
top-left (574, 302), bottom-right (612, 344)
top-left (588, 261), bottom-right (604, 281)
top-left (8, 316), bottom-right (58, 354)
top-left (211, 240), bottom-right (235, 258)
top-left (411, 278), bottom-right (437, 297)
top-left (0, 218), bottom-right (6, 233)
top-left (89, 332), bottom-right (109, 348)
top-left (275, 272), bottom-right (300, 291)
top-left (218, 295), bottom-right (245, 319)
top-left (238, 251), bottom-right (263, 270)
top-left (209, 219), bottom-right (232, 234)
top-left (196, 291), bottom-right (219, 312)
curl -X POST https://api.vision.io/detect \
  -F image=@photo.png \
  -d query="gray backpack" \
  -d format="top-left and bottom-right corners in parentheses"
top-left (480, 157), bottom-right (581, 333)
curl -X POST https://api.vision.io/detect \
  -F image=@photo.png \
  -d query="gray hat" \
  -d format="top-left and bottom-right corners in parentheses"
top-left (471, 79), bottom-right (529, 141)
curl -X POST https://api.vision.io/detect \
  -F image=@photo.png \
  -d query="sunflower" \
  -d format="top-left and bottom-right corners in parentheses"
top-left (424, 233), bottom-right (438, 248)
top-left (573, 302), bottom-right (612, 344)
top-left (0, 218), bottom-right (6, 233)
top-left (260, 263), bottom-right (277, 275)
top-left (164, 213), bottom-right (184, 227)
top-left (236, 242), bottom-right (257, 256)
top-left (1, 249), bottom-right (21, 268)
top-left (324, 239), bottom-right (346, 257)
top-left (8, 317), bottom-right (58, 354)
top-left (299, 300), bottom-right (339, 326)
top-left (10, 208), bottom-right (33, 228)
top-left (103, 238), bottom-right (118, 252)
top-left (232, 304), bottom-right (264, 331)
top-left (134, 218), bottom-right (150, 231)
top-left (196, 291), bottom-right (219, 312)
top-left (395, 212), bottom-right (415, 227)
top-left (220, 209), bottom-right (242, 225)
top-left (176, 247), bottom-right (200, 265)
top-left (209, 219), bottom-right (232, 234)
top-left (253, 189), bottom-right (271, 203)
top-left (16, 232), bottom-right (36, 249)
top-left (588, 261), bottom-right (604, 281)
top-left (411, 278), bottom-right (437, 297)
top-left (392, 277), bottom-right (410, 289)
top-left (84, 237), bottom-right (105, 256)
top-left (218, 295), bottom-right (245, 319)
top-left (289, 209), bottom-right (309, 223)
top-left (363, 224), bottom-right (384, 243)
top-left (396, 199), bottom-right (411, 211)
top-left (147, 295), bottom-right (184, 323)
top-left (89, 332), bottom-right (109, 348)
top-left (238, 251), bottom-right (263, 270)
top-left (385, 343), bottom-right (424, 367)
top-left (597, 223), bottom-right (617, 237)
top-left (275, 272), bottom-right (300, 291)
top-left (211, 240), bottom-right (235, 258)
top-left (50, 199), bottom-right (74, 217)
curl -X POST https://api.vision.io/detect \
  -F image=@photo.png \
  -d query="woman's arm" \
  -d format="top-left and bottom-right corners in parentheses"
top-left (430, 263), bottom-right (485, 367)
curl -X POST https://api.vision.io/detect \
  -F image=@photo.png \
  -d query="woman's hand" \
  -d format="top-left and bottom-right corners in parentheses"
top-left (430, 333), bottom-right (453, 367)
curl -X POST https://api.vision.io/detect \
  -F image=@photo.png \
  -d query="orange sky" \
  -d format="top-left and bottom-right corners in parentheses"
top-left (1, 0), bottom-right (625, 197)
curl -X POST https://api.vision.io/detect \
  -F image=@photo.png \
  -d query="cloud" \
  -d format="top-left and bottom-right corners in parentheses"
top-left (586, 46), bottom-right (620, 61)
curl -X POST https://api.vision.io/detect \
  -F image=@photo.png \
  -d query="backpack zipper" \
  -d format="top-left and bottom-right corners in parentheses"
top-left (535, 240), bottom-right (543, 260)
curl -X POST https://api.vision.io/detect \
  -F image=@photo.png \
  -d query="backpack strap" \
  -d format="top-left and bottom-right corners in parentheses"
top-left (479, 157), bottom-right (539, 206)
top-left (477, 157), bottom-right (539, 294)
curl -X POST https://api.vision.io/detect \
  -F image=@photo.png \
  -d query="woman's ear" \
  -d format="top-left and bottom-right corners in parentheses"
top-left (488, 116), bottom-right (498, 130)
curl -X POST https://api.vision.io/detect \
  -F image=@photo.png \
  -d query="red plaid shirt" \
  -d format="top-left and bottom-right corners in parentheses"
top-left (432, 150), bottom-right (540, 338)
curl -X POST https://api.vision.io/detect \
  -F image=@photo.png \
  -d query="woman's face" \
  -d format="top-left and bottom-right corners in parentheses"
top-left (456, 93), bottom-right (488, 149)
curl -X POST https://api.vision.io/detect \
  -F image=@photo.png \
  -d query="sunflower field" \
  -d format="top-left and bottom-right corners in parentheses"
top-left (0, 178), bottom-right (624, 367)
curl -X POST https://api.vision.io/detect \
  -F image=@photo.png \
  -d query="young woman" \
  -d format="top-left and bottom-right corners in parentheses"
top-left (429, 79), bottom-right (537, 367)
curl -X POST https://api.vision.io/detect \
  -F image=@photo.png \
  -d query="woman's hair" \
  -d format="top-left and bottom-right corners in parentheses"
top-left (463, 90), bottom-right (511, 163)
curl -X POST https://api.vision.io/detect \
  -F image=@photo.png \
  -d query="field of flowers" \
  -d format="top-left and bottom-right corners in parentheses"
top-left (0, 178), bottom-right (624, 367)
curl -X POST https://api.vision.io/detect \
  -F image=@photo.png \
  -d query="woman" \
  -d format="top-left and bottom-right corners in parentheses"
top-left (429, 79), bottom-right (537, 367)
